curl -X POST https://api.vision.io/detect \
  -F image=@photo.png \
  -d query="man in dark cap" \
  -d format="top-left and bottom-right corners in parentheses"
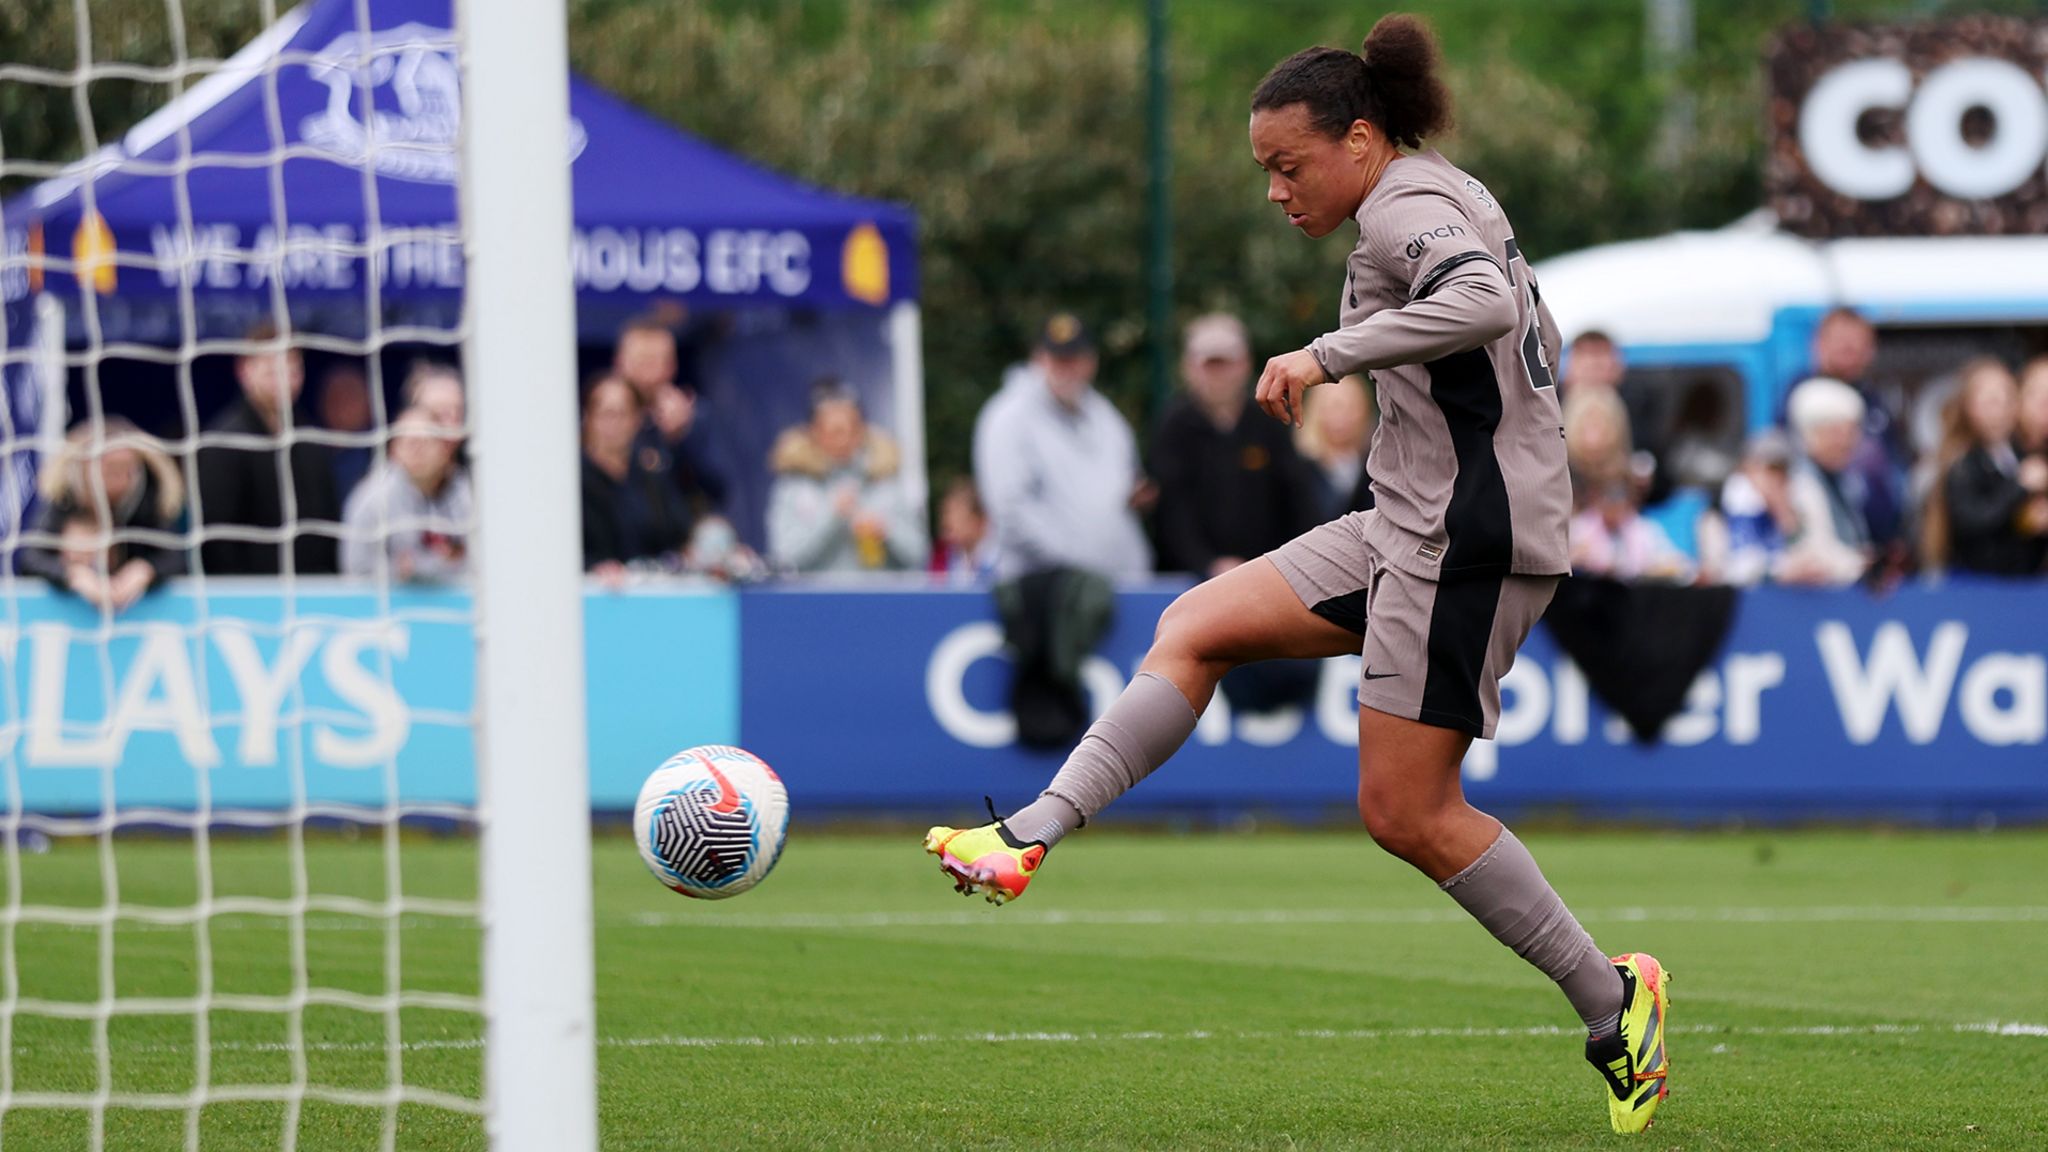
top-left (972, 313), bottom-right (1152, 580)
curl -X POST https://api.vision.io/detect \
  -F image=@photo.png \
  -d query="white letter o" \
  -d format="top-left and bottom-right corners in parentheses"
top-left (1801, 59), bottom-right (1915, 200)
top-left (1907, 58), bottom-right (2048, 200)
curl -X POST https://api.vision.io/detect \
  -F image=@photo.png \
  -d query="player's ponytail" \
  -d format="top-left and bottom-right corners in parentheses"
top-left (1251, 13), bottom-right (1451, 149)
top-left (1359, 14), bottom-right (1452, 149)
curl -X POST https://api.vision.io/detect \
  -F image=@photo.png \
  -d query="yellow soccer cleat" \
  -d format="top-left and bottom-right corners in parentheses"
top-left (1585, 952), bottom-right (1672, 1134)
top-left (923, 821), bottom-right (1046, 906)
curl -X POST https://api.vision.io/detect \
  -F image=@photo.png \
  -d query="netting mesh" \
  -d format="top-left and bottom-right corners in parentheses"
top-left (0, 1), bottom-right (488, 1146)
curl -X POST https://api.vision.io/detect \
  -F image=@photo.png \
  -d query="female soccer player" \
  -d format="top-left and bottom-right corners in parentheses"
top-left (925, 14), bottom-right (1670, 1133)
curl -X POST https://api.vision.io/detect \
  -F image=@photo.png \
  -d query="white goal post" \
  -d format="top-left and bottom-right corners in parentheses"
top-left (459, 0), bottom-right (598, 1149)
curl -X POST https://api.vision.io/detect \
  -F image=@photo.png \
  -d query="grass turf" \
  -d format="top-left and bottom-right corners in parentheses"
top-left (0, 828), bottom-right (2044, 1149)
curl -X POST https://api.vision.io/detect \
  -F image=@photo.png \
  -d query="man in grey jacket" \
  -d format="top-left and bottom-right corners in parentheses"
top-left (973, 314), bottom-right (1153, 582)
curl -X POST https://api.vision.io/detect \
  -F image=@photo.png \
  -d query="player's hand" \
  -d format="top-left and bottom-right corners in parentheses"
top-left (1256, 350), bottom-right (1327, 428)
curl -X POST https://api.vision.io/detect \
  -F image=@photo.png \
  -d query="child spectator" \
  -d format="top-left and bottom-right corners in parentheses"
top-left (1570, 480), bottom-right (1691, 582)
top-left (340, 409), bottom-right (472, 582)
top-left (766, 379), bottom-right (925, 574)
top-left (928, 477), bottom-right (995, 585)
top-left (1780, 377), bottom-right (1875, 586)
top-left (1926, 359), bottom-right (2048, 576)
top-left (20, 420), bottom-right (187, 611)
top-left (1696, 430), bottom-right (1797, 586)
top-left (580, 375), bottom-right (693, 582)
top-left (1295, 373), bottom-right (1375, 519)
top-left (403, 361), bottom-right (466, 435)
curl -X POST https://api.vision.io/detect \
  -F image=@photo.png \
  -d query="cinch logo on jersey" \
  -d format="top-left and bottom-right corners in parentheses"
top-left (1405, 224), bottom-right (1466, 259)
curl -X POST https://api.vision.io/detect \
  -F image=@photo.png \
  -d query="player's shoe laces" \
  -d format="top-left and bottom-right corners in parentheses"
top-left (1584, 952), bottom-right (1671, 1134)
top-left (923, 802), bottom-right (1046, 905)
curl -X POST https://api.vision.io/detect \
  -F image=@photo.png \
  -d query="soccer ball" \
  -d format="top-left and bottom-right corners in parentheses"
top-left (633, 744), bottom-right (789, 899)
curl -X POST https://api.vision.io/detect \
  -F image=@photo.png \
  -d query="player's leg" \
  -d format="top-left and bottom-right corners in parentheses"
top-left (1352, 570), bottom-right (1669, 1132)
top-left (927, 548), bottom-right (1361, 902)
top-left (1009, 555), bottom-right (1361, 828)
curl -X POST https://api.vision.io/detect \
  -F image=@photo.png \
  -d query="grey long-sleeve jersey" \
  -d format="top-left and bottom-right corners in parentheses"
top-left (1306, 150), bottom-right (1571, 581)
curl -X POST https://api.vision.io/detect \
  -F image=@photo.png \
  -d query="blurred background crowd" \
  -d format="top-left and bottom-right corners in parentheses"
top-left (8, 0), bottom-right (2048, 612)
top-left (25, 295), bottom-right (2048, 615)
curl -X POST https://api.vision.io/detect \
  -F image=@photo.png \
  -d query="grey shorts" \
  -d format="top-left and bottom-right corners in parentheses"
top-left (1266, 510), bottom-right (1558, 739)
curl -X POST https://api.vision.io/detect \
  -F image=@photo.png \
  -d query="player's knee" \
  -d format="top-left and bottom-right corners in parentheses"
top-left (1152, 591), bottom-right (1214, 664)
top-left (1357, 783), bottom-right (1430, 862)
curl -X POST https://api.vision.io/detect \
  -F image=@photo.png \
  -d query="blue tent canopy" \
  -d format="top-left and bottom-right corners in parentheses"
top-left (0, 0), bottom-right (917, 329)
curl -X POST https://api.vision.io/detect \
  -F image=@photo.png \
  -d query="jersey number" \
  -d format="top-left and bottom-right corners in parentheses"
top-left (1502, 237), bottom-right (1555, 391)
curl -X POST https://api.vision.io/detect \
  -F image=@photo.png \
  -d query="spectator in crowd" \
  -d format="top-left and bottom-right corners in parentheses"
top-left (1152, 313), bottom-right (1319, 578)
top-left (1295, 373), bottom-right (1375, 519)
top-left (1696, 429), bottom-right (1798, 586)
top-left (1563, 388), bottom-right (1636, 509)
top-left (974, 313), bottom-right (1152, 580)
top-left (1563, 329), bottom-right (1670, 498)
top-left (196, 321), bottom-right (341, 575)
top-left (1561, 330), bottom-right (1624, 401)
top-left (1570, 478), bottom-right (1691, 582)
top-left (580, 375), bottom-right (693, 581)
top-left (613, 314), bottom-right (727, 517)
top-left (1780, 377), bottom-right (1876, 586)
top-left (1924, 359), bottom-right (2048, 577)
top-left (2019, 355), bottom-right (2048, 463)
top-left (765, 379), bottom-right (925, 573)
top-left (318, 363), bottom-right (375, 501)
top-left (19, 420), bottom-right (186, 611)
top-left (403, 360), bottom-right (466, 433)
top-left (1802, 307), bottom-right (1907, 548)
top-left (340, 409), bottom-right (472, 582)
top-left (928, 477), bottom-right (995, 585)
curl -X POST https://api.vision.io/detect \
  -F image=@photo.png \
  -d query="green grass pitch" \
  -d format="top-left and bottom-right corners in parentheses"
top-left (1, 827), bottom-right (2045, 1150)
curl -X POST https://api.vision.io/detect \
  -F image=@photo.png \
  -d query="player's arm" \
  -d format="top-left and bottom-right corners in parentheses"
top-left (1309, 183), bottom-right (1516, 377)
top-left (1308, 262), bottom-right (1515, 376)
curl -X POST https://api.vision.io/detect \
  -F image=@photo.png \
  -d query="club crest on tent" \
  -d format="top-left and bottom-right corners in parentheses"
top-left (299, 22), bottom-right (587, 184)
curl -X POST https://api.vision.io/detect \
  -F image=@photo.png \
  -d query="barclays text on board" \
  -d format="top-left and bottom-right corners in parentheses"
top-left (9, 582), bottom-right (2044, 820)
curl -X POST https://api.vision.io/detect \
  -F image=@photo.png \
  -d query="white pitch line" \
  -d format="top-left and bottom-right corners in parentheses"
top-left (13, 1020), bottom-right (2045, 1058)
top-left (626, 905), bottom-right (2048, 930)
top-left (16, 905), bottom-right (2048, 935)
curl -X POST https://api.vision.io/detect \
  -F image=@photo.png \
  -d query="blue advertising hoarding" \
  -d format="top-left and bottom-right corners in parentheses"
top-left (737, 581), bottom-right (2048, 823)
top-left (5, 579), bottom-right (2042, 822)
top-left (3, 583), bottom-right (736, 814)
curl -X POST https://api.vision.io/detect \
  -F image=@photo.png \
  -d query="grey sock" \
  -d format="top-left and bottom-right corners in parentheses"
top-left (1002, 793), bottom-right (1082, 847)
top-left (1035, 671), bottom-right (1200, 829)
top-left (1438, 826), bottom-right (1626, 1032)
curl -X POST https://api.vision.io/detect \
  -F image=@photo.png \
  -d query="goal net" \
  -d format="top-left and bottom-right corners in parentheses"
top-left (0, 1), bottom-right (593, 1148)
